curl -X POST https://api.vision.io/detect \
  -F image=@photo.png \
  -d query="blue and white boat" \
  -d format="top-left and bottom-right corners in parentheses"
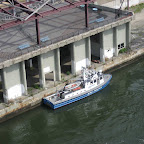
top-left (43, 67), bottom-right (112, 109)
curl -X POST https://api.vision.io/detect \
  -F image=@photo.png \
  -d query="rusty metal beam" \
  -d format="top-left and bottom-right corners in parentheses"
top-left (46, 3), bottom-right (59, 10)
top-left (0, 6), bottom-right (13, 15)
top-left (41, 0), bottom-right (94, 17)
top-left (0, 1), bottom-right (35, 12)
top-left (85, 0), bottom-right (89, 27)
top-left (64, 0), bottom-right (74, 5)
top-left (35, 18), bottom-right (40, 45)
top-left (0, 4), bottom-right (24, 20)
top-left (12, 0), bottom-right (34, 14)
top-left (0, 0), bottom-right (95, 30)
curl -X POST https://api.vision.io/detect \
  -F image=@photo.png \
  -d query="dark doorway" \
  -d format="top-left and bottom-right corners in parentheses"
top-left (60, 45), bottom-right (71, 74)
top-left (90, 33), bottom-right (101, 62)
top-left (25, 56), bottom-right (40, 88)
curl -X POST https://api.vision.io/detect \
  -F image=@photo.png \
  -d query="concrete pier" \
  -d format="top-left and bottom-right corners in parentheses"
top-left (0, 2), bottom-right (134, 121)
top-left (113, 27), bottom-right (118, 56)
top-left (86, 37), bottom-right (91, 67)
top-left (100, 32), bottom-right (105, 63)
top-left (38, 49), bottom-right (61, 88)
top-left (71, 38), bottom-right (91, 74)
top-left (54, 48), bottom-right (61, 81)
top-left (1, 62), bottom-right (27, 103)
top-left (126, 22), bottom-right (131, 48)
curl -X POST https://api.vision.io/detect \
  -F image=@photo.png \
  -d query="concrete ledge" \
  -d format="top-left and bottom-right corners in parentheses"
top-left (0, 82), bottom-right (66, 123)
top-left (90, 29), bottom-right (98, 35)
top-left (0, 63), bottom-right (3, 69)
top-left (22, 53), bottom-right (32, 61)
top-left (97, 27), bottom-right (105, 33)
top-left (104, 24), bottom-right (112, 30)
top-left (74, 35), bottom-right (82, 41)
top-left (3, 60), bottom-right (13, 68)
top-left (103, 49), bottom-right (144, 72)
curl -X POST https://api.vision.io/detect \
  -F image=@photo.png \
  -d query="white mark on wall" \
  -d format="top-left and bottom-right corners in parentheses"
top-left (44, 66), bottom-right (50, 74)
top-left (76, 59), bottom-right (87, 72)
top-left (7, 84), bottom-right (25, 100)
top-left (104, 49), bottom-right (114, 59)
top-left (86, 58), bottom-right (91, 66)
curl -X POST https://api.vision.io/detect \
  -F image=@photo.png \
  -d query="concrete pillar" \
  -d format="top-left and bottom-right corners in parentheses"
top-left (126, 22), bottom-right (131, 48)
top-left (20, 61), bottom-right (27, 95)
top-left (54, 48), bottom-right (61, 81)
top-left (1, 63), bottom-right (27, 103)
top-left (1, 69), bottom-right (8, 103)
top-left (100, 32), bottom-right (105, 63)
top-left (38, 50), bottom-right (59, 87)
top-left (86, 37), bottom-right (91, 67)
top-left (26, 59), bottom-right (33, 68)
top-left (38, 55), bottom-right (45, 88)
top-left (71, 38), bottom-right (88, 75)
top-left (113, 27), bottom-right (118, 56)
top-left (29, 59), bottom-right (33, 68)
top-left (71, 43), bottom-right (76, 75)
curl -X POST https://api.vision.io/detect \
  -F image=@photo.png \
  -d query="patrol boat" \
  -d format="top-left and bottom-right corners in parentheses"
top-left (43, 67), bottom-right (112, 109)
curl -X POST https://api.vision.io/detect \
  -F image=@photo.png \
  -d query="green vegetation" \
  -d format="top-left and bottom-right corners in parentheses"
top-left (28, 87), bottom-right (33, 96)
top-left (66, 71), bottom-right (70, 75)
top-left (62, 77), bottom-right (66, 82)
top-left (119, 48), bottom-right (127, 53)
top-left (30, 66), bottom-right (35, 71)
top-left (33, 84), bottom-right (40, 89)
top-left (129, 3), bottom-right (144, 13)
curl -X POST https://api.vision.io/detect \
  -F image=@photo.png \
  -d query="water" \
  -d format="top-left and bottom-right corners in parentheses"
top-left (1, 58), bottom-right (144, 144)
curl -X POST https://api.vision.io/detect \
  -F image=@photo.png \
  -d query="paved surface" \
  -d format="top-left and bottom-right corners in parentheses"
top-left (130, 9), bottom-right (144, 51)
top-left (0, 2), bottom-right (128, 63)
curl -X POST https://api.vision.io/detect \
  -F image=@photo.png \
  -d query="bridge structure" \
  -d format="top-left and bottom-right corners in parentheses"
top-left (0, 0), bottom-right (133, 103)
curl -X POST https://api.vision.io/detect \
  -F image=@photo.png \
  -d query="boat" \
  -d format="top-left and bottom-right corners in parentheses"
top-left (43, 67), bottom-right (112, 109)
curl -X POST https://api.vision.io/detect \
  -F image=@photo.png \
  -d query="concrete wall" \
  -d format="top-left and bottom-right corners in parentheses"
top-left (91, 28), bottom-right (114, 61)
top-left (101, 0), bottom-right (144, 9)
top-left (103, 28), bottom-right (114, 59)
top-left (101, 24), bottom-right (127, 59)
top-left (42, 50), bottom-right (55, 74)
top-left (117, 24), bottom-right (126, 52)
top-left (71, 38), bottom-right (91, 74)
top-left (38, 49), bottom-right (61, 88)
top-left (1, 62), bottom-right (27, 103)
top-left (117, 24), bottom-right (126, 46)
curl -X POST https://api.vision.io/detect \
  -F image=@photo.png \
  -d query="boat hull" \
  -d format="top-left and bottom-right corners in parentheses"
top-left (43, 75), bottom-right (112, 109)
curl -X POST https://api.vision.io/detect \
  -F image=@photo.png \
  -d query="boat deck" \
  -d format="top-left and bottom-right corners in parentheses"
top-left (44, 74), bottom-right (112, 104)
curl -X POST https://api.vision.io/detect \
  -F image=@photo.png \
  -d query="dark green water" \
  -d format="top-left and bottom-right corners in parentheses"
top-left (1, 59), bottom-right (144, 144)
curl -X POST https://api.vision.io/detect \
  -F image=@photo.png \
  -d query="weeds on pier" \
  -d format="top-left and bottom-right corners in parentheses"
top-left (119, 48), bottom-right (127, 53)
top-left (129, 3), bottom-right (144, 13)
